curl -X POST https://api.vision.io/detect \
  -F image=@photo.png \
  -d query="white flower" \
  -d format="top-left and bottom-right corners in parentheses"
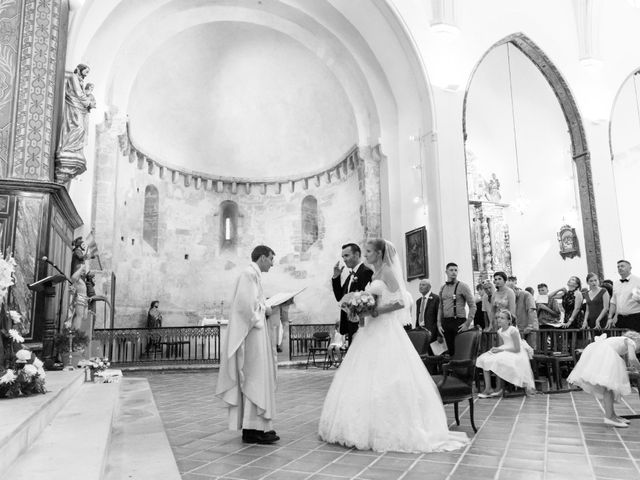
top-left (0, 369), bottom-right (16, 384)
top-left (9, 310), bottom-right (21, 324)
top-left (8, 329), bottom-right (24, 344)
top-left (37, 367), bottom-right (46, 379)
top-left (15, 349), bottom-right (32, 361)
top-left (22, 364), bottom-right (38, 377)
top-left (33, 358), bottom-right (43, 369)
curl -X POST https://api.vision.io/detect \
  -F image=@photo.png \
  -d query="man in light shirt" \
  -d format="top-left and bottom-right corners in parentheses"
top-left (606, 260), bottom-right (640, 332)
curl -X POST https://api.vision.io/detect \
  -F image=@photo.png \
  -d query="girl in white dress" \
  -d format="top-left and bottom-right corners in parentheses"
top-left (318, 239), bottom-right (468, 453)
top-left (476, 310), bottom-right (535, 397)
top-left (568, 331), bottom-right (640, 427)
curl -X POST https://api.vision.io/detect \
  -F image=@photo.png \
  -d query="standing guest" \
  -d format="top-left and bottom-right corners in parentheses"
top-left (568, 330), bottom-right (640, 427)
top-left (480, 280), bottom-right (496, 332)
top-left (332, 243), bottom-right (373, 346)
top-left (583, 273), bottom-right (610, 329)
top-left (476, 310), bottom-right (535, 398)
top-left (216, 245), bottom-right (279, 445)
top-left (525, 287), bottom-right (535, 296)
top-left (602, 279), bottom-right (614, 297)
top-left (415, 278), bottom-right (440, 341)
top-left (473, 283), bottom-right (485, 330)
top-left (607, 260), bottom-right (640, 332)
top-left (536, 283), bottom-right (561, 328)
top-left (550, 276), bottom-right (584, 328)
top-left (486, 272), bottom-right (516, 331)
top-left (507, 276), bottom-right (538, 348)
top-left (437, 263), bottom-right (476, 356)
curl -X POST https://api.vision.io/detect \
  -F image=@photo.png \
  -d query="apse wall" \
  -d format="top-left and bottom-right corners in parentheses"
top-left (96, 144), bottom-right (368, 328)
top-left (126, 22), bottom-right (358, 178)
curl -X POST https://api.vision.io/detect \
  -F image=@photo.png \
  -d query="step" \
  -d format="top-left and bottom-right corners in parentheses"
top-left (103, 377), bottom-right (181, 480)
top-left (5, 380), bottom-right (121, 479)
top-left (0, 370), bottom-right (85, 473)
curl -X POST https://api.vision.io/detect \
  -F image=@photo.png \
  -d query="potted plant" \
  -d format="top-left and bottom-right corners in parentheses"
top-left (53, 327), bottom-right (89, 367)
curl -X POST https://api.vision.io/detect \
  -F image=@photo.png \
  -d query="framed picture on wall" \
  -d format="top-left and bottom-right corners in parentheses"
top-left (405, 226), bottom-right (428, 281)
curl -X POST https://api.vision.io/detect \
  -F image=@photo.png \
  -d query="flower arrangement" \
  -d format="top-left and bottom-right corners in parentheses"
top-left (0, 331), bottom-right (46, 398)
top-left (78, 356), bottom-right (110, 372)
top-left (341, 291), bottom-right (377, 323)
top-left (0, 252), bottom-right (16, 301)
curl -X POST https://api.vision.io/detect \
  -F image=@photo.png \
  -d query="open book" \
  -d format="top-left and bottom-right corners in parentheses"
top-left (266, 288), bottom-right (306, 308)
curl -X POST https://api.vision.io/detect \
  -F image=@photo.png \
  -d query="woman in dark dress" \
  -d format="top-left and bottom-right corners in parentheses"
top-left (582, 273), bottom-right (610, 329)
top-left (550, 276), bottom-right (584, 328)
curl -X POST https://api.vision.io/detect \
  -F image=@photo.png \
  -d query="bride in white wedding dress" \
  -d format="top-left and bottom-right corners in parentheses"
top-left (318, 238), bottom-right (469, 453)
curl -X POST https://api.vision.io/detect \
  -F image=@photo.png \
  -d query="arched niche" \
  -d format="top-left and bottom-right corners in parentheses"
top-left (301, 195), bottom-right (319, 252)
top-left (463, 33), bottom-right (599, 286)
top-left (143, 185), bottom-right (159, 251)
top-left (610, 69), bottom-right (640, 262)
top-left (219, 200), bottom-right (239, 253)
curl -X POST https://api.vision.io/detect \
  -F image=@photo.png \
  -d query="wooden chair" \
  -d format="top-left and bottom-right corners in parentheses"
top-left (305, 331), bottom-right (330, 369)
top-left (407, 329), bottom-right (431, 355)
top-left (426, 328), bottom-right (482, 433)
top-left (531, 329), bottom-right (577, 391)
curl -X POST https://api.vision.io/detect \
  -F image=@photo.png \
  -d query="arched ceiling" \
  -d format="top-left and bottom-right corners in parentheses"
top-left (69, 0), bottom-right (433, 179)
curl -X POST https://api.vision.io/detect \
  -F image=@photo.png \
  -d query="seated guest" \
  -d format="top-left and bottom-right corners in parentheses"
top-left (477, 310), bottom-right (535, 397)
top-left (145, 300), bottom-right (162, 355)
top-left (536, 283), bottom-right (561, 328)
top-left (328, 321), bottom-right (346, 364)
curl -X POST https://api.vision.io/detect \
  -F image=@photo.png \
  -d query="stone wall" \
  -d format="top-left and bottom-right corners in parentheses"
top-left (92, 138), bottom-right (374, 328)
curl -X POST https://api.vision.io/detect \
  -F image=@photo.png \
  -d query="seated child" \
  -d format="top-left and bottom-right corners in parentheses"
top-left (568, 330), bottom-right (640, 427)
top-left (328, 321), bottom-right (346, 364)
top-left (476, 309), bottom-right (535, 397)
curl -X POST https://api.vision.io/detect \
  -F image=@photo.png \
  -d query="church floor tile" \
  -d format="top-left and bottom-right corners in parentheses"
top-left (140, 368), bottom-right (640, 480)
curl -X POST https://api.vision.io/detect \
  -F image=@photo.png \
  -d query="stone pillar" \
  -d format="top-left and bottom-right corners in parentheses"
top-left (91, 111), bottom-right (127, 270)
top-left (10, 0), bottom-right (68, 181)
top-left (358, 144), bottom-right (383, 239)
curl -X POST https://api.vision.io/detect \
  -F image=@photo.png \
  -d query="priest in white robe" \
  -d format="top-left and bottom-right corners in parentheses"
top-left (216, 245), bottom-right (279, 444)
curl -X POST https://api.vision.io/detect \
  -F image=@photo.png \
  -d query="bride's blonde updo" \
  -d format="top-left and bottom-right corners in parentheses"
top-left (367, 238), bottom-right (386, 260)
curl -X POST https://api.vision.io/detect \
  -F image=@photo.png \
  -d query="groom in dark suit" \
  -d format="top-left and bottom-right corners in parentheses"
top-left (332, 243), bottom-right (373, 346)
top-left (415, 278), bottom-right (440, 342)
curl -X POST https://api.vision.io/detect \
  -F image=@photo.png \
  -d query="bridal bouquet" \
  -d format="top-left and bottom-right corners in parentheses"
top-left (341, 291), bottom-right (376, 324)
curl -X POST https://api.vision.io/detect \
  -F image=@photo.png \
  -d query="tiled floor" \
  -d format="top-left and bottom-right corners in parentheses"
top-left (141, 368), bottom-right (640, 480)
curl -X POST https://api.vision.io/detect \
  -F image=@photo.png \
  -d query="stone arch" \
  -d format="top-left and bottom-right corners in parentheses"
top-left (301, 195), bottom-right (319, 252)
top-left (219, 200), bottom-right (239, 253)
top-left (462, 33), bottom-right (601, 276)
top-left (142, 185), bottom-right (159, 251)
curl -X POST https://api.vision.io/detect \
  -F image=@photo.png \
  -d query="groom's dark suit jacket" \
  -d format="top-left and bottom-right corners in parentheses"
top-left (415, 293), bottom-right (440, 340)
top-left (332, 263), bottom-right (373, 337)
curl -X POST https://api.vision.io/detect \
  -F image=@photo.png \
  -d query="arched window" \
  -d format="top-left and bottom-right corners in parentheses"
top-left (301, 195), bottom-right (318, 252)
top-left (220, 200), bottom-right (238, 252)
top-left (143, 185), bottom-right (159, 251)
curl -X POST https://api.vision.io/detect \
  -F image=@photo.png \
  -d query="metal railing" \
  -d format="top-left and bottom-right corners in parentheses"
top-left (93, 326), bottom-right (220, 365)
top-left (289, 323), bottom-right (335, 359)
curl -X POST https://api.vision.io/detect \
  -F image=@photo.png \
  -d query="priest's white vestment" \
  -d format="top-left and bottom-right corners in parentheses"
top-left (216, 263), bottom-right (277, 430)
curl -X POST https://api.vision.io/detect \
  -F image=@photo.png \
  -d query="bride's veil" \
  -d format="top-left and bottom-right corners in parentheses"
top-left (383, 240), bottom-right (412, 325)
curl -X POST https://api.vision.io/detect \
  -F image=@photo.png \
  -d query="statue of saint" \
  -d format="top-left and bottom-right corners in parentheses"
top-left (66, 263), bottom-right (88, 331)
top-left (486, 173), bottom-right (502, 202)
top-left (55, 64), bottom-right (93, 183)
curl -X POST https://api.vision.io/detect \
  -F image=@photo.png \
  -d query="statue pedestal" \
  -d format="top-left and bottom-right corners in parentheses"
top-left (0, 180), bottom-right (82, 360)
